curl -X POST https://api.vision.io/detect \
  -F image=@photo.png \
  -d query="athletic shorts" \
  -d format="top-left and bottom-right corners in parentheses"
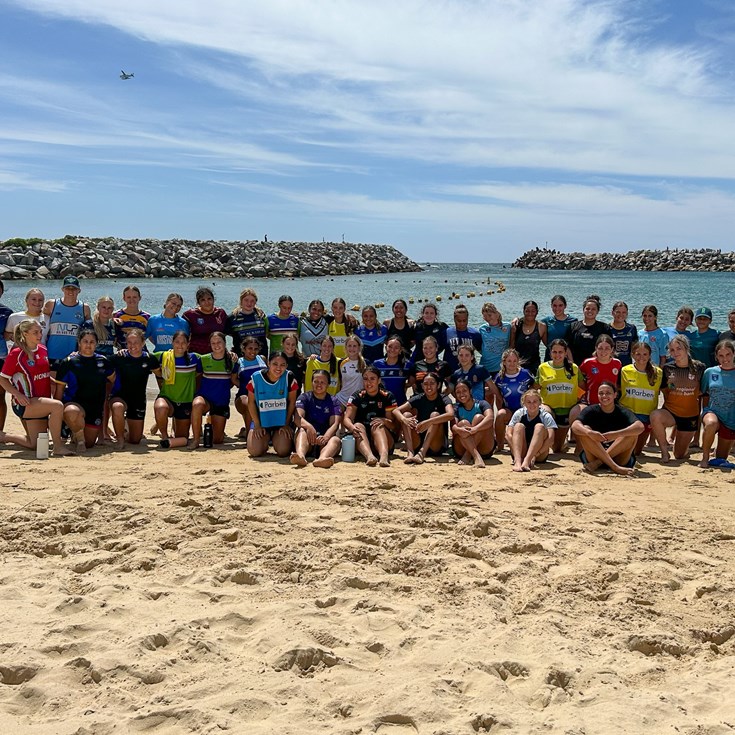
top-left (553, 410), bottom-right (571, 427)
top-left (159, 398), bottom-right (192, 421)
top-left (111, 393), bottom-right (146, 421)
top-left (208, 403), bottom-right (230, 420)
top-left (719, 424), bottom-right (735, 441)
top-left (672, 414), bottom-right (698, 433)
top-left (634, 413), bottom-right (651, 429)
top-left (66, 400), bottom-right (103, 428)
top-left (12, 402), bottom-right (26, 419)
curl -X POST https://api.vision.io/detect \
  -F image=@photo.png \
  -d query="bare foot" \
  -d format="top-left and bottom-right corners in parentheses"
top-left (313, 456), bottom-right (334, 469)
top-left (73, 431), bottom-right (87, 454)
top-left (473, 457), bottom-right (486, 468)
top-left (290, 452), bottom-right (307, 467)
top-left (660, 449), bottom-right (671, 463)
top-left (512, 463), bottom-right (524, 472)
top-left (404, 454), bottom-right (416, 465)
top-left (413, 451), bottom-right (424, 465)
top-left (186, 439), bottom-right (198, 451)
top-left (611, 464), bottom-right (636, 476)
top-left (379, 457), bottom-right (390, 467)
top-left (149, 423), bottom-right (159, 436)
top-left (53, 446), bottom-right (73, 457)
top-left (699, 458), bottom-right (709, 469)
top-left (366, 456), bottom-right (378, 467)
top-left (114, 439), bottom-right (126, 451)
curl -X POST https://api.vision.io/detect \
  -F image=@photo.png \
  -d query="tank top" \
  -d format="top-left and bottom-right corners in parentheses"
top-left (251, 369), bottom-right (289, 428)
top-left (514, 321), bottom-right (543, 374)
top-left (387, 319), bottom-right (415, 355)
top-left (46, 299), bottom-right (87, 361)
top-left (327, 320), bottom-right (349, 359)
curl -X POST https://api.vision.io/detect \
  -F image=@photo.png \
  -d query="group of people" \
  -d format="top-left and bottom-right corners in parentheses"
top-left (1, 275), bottom-right (734, 474)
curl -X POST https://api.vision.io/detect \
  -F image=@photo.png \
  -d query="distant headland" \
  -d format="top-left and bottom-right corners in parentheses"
top-left (512, 247), bottom-right (735, 272)
top-left (0, 236), bottom-right (422, 280)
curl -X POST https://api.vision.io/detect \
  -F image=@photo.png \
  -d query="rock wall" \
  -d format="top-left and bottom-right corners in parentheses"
top-left (0, 236), bottom-right (422, 280)
top-left (512, 247), bottom-right (735, 272)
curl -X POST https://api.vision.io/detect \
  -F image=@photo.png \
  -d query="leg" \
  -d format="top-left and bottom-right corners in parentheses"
top-left (577, 435), bottom-right (635, 476)
top-left (271, 426), bottom-right (294, 457)
top-left (247, 428), bottom-right (270, 457)
top-left (83, 424), bottom-right (100, 450)
top-left (234, 395), bottom-right (250, 438)
top-left (672, 429), bottom-right (695, 460)
top-left (371, 425), bottom-right (394, 466)
top-left (211, 415), bottom-right (227, 444)
top-left (63, 403), bottom-right (88, 453)
top-left (508, 424), bottom-right (528, 472)
top-left (290, 428), bottom-right (311, 466)
top-left (650, 408), bottom-right (676, 463)
top-left (495, 408), bottom-right (512, 452)
top-left (699, 414), bottom-right (719, 468)
top-left (0, 384), bottom-right (6, 432)
top-left (522, 424), bottom-right (551, 470)
top-left (173, 418), bottom-right (191, 440)
top-left (126, 419), bottom-right (144, 445)
top-left (400, 411), bottom-right (420, 463)
top-left (188, 397), bottom-right (208, 449)
top-left (110, 398), bottom-right (128, 449)
top-left (154, 398), bottom-right (173, 440)
top-left (354, 426), bottom-right (378, 465)
top-left (313, 436), bottom-right (341, 468)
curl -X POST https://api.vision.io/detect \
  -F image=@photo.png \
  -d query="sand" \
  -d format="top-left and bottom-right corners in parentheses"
top-left (0, 403), bottom-right (734, 735)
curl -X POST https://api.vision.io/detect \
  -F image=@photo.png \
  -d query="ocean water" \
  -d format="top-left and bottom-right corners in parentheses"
top-left (2, 264), bottom-right (733, 330)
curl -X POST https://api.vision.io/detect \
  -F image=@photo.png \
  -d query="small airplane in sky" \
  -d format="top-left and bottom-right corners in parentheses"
top-left (119, 70), bottom-right (134, 80)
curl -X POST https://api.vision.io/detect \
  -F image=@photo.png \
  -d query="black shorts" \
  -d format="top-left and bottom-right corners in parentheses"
top-left (208, 403), bottom-right (230, 419)
top-left (162, 398), bottom-right (192, 421)
top-left (66, 400), bottom-right (103, 428)
top-left (111, 393), bottom-right (146, 421)
top-left (553, 410), bottom-right (570, 427)
top-left (673, 414), bottom-right (698, 433)
top-left (12, 402), bottom-right (26, 419)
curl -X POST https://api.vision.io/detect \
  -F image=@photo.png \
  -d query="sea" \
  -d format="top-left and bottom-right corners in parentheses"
top-left (2, 264), bottom-right (733, 330)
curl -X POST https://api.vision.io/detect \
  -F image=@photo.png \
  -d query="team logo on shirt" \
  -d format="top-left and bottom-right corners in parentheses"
top-left (612, 368), bottom-right (619, 375)
top-left (711, 374), bottom-right (720, 382)
top-left (197, 318), bottom-right (204, 325)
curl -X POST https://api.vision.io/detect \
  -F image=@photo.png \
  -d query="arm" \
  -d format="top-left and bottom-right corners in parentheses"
top-left (0, 374), bottom-right (31, 406)
top-left (571, 419), bottom-right (606, 443)
top-left (539, 321), bottom-right (548, 346)
top-left (285, 388), bottom-right (297, 427)
top-left (54, 379), bottom-right (66, 401)
top-left (416, 403), bottom-right (454, 433)
top-left (318, 412), bottom-right (342, 444)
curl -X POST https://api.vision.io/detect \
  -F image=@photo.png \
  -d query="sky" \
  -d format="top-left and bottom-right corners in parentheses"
top-left (1, 0), bottom-right (735, 261)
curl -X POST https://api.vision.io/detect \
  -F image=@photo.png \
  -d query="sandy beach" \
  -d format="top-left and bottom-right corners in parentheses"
top-left (1, 403), bottom-right (734, 734)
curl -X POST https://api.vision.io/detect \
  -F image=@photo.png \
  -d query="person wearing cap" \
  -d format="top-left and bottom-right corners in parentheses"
top-left (43, 276), bottom-right (92, 372)
top-left (689, 307), bottom-right (720, 368)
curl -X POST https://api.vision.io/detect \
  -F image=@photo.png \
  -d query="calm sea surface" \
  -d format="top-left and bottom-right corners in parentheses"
top-left (3, 264), bottom-right (733, 330)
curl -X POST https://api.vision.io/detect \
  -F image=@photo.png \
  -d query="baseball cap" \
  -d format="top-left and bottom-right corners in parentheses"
top-left (695, 307), bottom-right (712, 320)
top-left (62, 275), bottom-right (81, 289)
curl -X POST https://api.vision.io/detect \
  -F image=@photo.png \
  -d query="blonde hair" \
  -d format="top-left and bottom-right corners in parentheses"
top-left (14, 319), bottom-right (39, 358)
top-left (343, 335), bottom-right (367, 374)
top-left (93, 295), bottom-right (115, 344)
top-left (498, 348), bottom-right (523, 378)
top-left (482, 302), bottom-right (502, 324)
top-left (520, 388), bottom-right (542, 407)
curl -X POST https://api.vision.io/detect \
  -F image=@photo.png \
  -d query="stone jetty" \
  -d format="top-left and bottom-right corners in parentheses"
top-left (0, 236), bottom-right (422, 280)
top-left (512, 247), bottom-right (735, 272)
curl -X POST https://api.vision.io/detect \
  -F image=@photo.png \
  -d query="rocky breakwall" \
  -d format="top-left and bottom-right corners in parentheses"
top-left (512, 247), bottom-right (735, 272)
top-left (0, 236), bottom-right (422, 280)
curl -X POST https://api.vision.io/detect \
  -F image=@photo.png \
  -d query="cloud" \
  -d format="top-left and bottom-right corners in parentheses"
top-left (0, 168), bottom-right (68, 192)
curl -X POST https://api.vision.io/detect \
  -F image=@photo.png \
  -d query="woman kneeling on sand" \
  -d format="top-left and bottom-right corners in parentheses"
top-left (0, 320), bottom-right (71, 456)
top-left (571, 381), bottom-right (644, 475)
top-left (506, 389), bottom-right (556, 472)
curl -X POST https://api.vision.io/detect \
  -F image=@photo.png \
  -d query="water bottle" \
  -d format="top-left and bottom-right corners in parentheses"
top-left (36, 432), bottom-right (49, 459)
top-left (203, 416), bottom-right (213, 448)
top-left (341, 433), bottom-right (355, 462)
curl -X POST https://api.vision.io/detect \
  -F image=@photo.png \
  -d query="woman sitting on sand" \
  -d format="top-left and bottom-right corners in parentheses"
top-left (618, 341), bottom-right (662, 455)
top-left (54, 328), bottom-right (116, 452)
top-left (109, 328), bottom-right (160, 449)
top-left (189, 332), bottom-right (236, 449)
top-left (448, 344), bottom-right (494, 402)
top-left (506, 389), bottom-right (557, 472)
top-left (343, 366), bottom-right (397, 467)
top-left (394, 372), bottom-right (454, 464)
top-left (571, 381), bottom-right (644, 475)
top-left (699, 339), bottom-right (735, 468)
top-left (535, 338), bottom-right (580, 454)
top-left (649, 335), bottom-right (705, 463)
top-left (290, 369), bottom-right (342, 468)
top-left (451, 378), bottom-right (495, 467)
top-left (0, 320), bottom-right (71, 456)
top-left (246, 351), bottom-right (298, 458)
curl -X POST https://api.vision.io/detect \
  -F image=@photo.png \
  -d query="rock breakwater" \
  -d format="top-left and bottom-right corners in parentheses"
top-left (0, 236), bottom-right (422, 280)
top-left (513, 247), bottom-right (735, 272)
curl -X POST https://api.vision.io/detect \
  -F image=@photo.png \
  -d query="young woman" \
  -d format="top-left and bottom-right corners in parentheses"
top-left (510, 300), bottom-right (547, 376)
top-left (699, 340), bottom-right (735, 468)
top-left (4, 287), bottom-right (48, 345)
top-left (266, 295), bottom-right (300, 354)
top-left (609, 301), bottom-right (638, 367)
top-left (246, 351), bottom-right (298, 458)
top-left (290, 369), bottom-right (342, 468)
top-left (336, 335), bottom-right (367, 409)
top-left (619, 341), bottom-right (663, 455)
top-left (87, 296), bottom-right (117, 356)
top-left (451, 378), bottom-right (495, 467)
top-left (54, 328), bottom-right (116, 452)
top-left (535, 338), bottom-right (581, 453)
top-left (689, 307), bottom-right (720, 368)
top-left (233, 336), bottom-right (267, 438)
top-left (189, 332), bottom-right (236, 449)
top-left (649, 335), bottom-right (705, 462)
top-left (541, 295), bottom-right (577, 360)
top-left (564, 297), bottom-right (611, 366)
top-left (354, 305), bottom-right (388, 363)
top-left (720, 309), bottom-right (735, 343)
top-left (493, 348), bottom-right (534, 451)
top-left (412, 302), bottom-right (447, 361)
top-left (114, 285), bottom-right (150, 349)
top-left (479, 302), bottom-right (510, 376)
top-left (0, 320), bottom-right (71, 456)
top-left (507, 389), bottom-right (557, 472)
top-left (665, 306), bottom-right (694, 342)
top-left (281, 332), bottom-right (306, 390)
top-left (183, 287), bottom-right (227, 355)
top-left (299, 299), bottom-right (329, 357)
top-left (343, 366), bottom-right (397, 467)
top-left (384, 299), bottom-right (415, 357)
top-left (394, 372), bottom-right (454, 464)
top-left (373, 336), bottom-right (411, 407)
top-left (326, 297), bottom-right (357, 359)
top-left (225, 288), bottom-right (267, 357)
top-left (448, 344), bottom-right (494, 402)
top-left (153, 330), bottom-right (202, 447)
top-left (579, 335), bottom-right (622, 405)
top-left (109, 328), bottom-right (160, 448)
top-left (639, 305), bottom-right (670, 368)
top-left (408, 335), bottom-right (451, 394)
top-left (146, 292), bottom-right (189, 352)
top-left (571, 381), bottom-right (643, 475)
top-left (304, 335), bottom-right (340, 395)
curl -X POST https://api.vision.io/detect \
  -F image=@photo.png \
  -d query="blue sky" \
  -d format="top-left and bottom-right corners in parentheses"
top-left (1, 0), bottom-right (735, 261)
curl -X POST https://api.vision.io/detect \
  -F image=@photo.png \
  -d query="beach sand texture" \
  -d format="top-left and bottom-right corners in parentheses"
top-left (1, 406), bottom-right (734, 734)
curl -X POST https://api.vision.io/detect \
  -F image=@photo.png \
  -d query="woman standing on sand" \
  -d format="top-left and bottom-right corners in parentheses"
top-left (479, 302), bottom-right (510, 376)
top-left (146, 293), bottom-right (189, 352)
top-left (183, 287), bottom-right (227, 355)
top-left (451, 378), bottom-right (495, 467)
top-left (407, 336), bottom-right (451, 395)
top-left (384, 299), bottom-right (415, 357)
top-left (650, 335), bottom-right (705, 463)
top-left (114, 285), bottom-right (150, 350)
top-left (698, 339), bottom-right (735, 468)
top-left (354, 306), bottom-right (388, 364)
top-left (564, 296), bottom-right (611, 366)
top-left (510, 300), bottom-right (547, 376)
top-left (639, 305), bottom-right (670, 368)
top-left (608, 301), bottom-right (638, 367)
top-left (225, 288), bottom-right (267, 357)
top-left (299, 299), bottom-right (329, 358)
top-left (412, 302), bottom-right (447, 361)
top-left (541, 295), bottom-right (576, 360)
top-left (506, 389), bottom-right (557, 472)
top-left (281, 332), bottom-right (306, 390)
top-left (0, 320), bottom-right (71, 456)
top-left (619, 341), bottom-right (662, 455)
top-left (326, 297), bottom-right (357, 359)
top-left (4, 288), bottom-right (48, 345)
top-left (343, 366), bottom-right (397, 467)
top-left (304, 336), bottom-right (341, 395)
top-left (246, 351), bottom-right (298, 459)
top-left (373, 335), bottom-right (411, 407)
